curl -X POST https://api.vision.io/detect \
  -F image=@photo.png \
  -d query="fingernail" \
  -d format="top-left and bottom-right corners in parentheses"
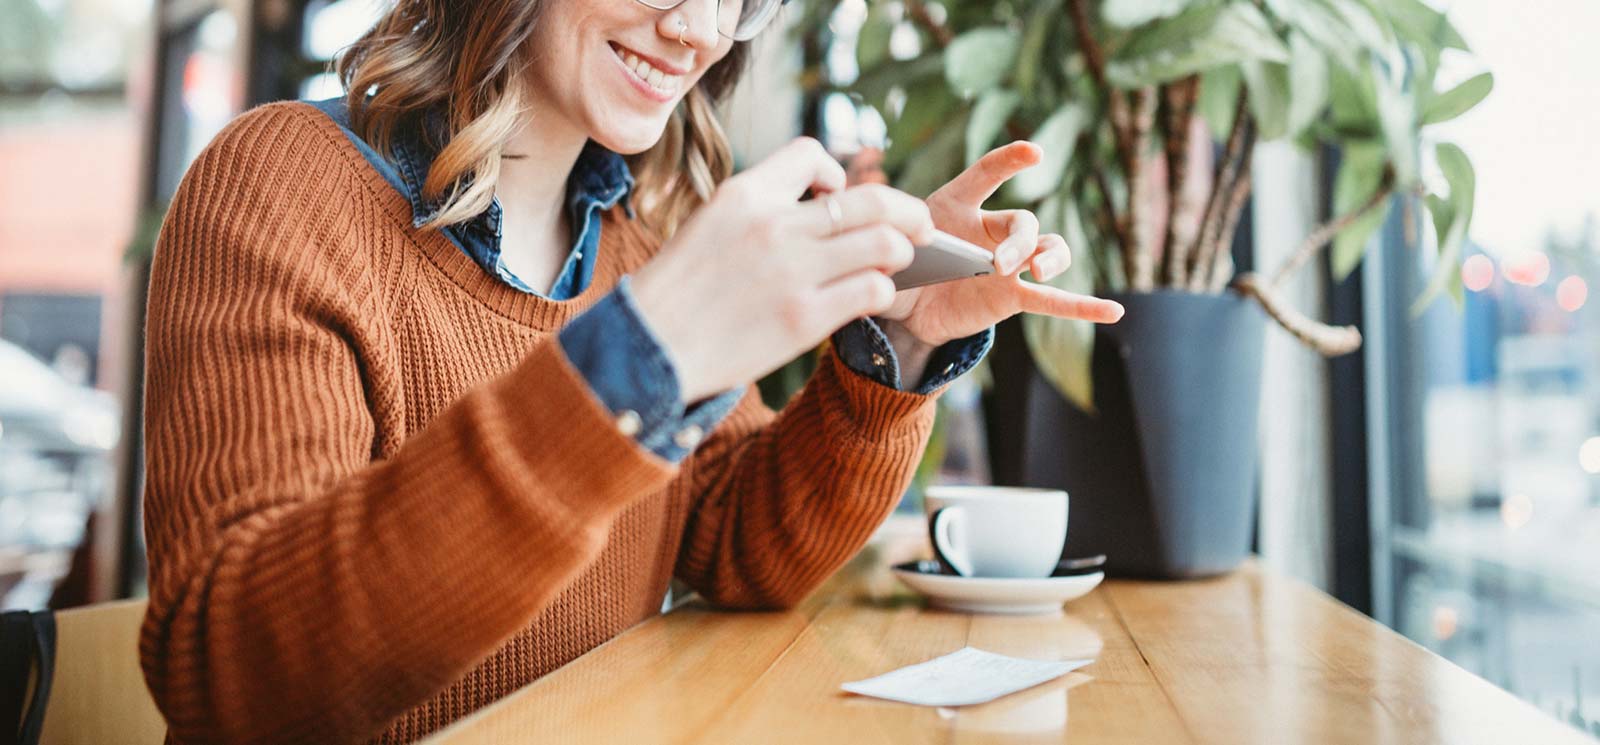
top-left (1034, 256), bottom-right (1058, 279)
top-left (1107, 302), bottom-right (1126, 322)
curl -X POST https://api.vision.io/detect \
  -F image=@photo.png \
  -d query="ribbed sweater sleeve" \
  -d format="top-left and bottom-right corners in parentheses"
top-left (138, 105), bottom-right (677, 744)
top-left (674, 348), bottom-right (937, 609)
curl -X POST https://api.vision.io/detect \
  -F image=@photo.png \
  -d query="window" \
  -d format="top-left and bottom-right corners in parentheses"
top-left (1370, 0), bottom-right (1600, 734)
top-left (0, 0), bottom-right (153, 609)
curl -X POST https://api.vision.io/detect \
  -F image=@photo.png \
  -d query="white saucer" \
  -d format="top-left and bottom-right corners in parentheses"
top-left (892, 561), bottom-right (1105, 615)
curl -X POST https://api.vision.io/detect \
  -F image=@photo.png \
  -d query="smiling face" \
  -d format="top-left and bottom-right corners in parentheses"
top-left (524, 0), bottom-right (738, 155)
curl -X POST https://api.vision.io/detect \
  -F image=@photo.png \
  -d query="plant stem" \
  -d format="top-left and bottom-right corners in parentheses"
top-left (904, 0), bottom-right (952, 48)
top-left (1124, 86), bottom-right (1159, 291)
top-left (1188, 98), bottom-right (1253, 290)
top-left (1160, 76), bottom-right (1201, 287)
top-left (1094, 169), bottom-right (1129, 247)
top-left (1066, 0), bottom-right (1133, 167)
top-left (1203, 136), bottom-right (1256, 291)
top-left (1267, 168), bottom-right (1397, 288)
top-left (1232, 273), bottom-right (1363, 356)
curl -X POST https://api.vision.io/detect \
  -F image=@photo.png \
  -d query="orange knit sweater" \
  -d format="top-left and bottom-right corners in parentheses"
top-left (138, 103), bottom-right (938, 744)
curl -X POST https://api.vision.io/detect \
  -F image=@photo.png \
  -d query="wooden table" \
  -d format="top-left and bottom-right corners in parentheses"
top-left (423, 520), bottom-right (1594, 744)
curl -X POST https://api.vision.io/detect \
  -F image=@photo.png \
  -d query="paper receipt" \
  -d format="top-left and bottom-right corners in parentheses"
top-left (840, 647), bottom-right (1093, 707)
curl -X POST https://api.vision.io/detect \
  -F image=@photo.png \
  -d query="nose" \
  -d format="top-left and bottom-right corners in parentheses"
top-left (660, 0), bottom-right (720, 50)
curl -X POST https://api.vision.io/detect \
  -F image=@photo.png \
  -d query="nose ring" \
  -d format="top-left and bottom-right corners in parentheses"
top-left (678, 20), bottom-right (689, 46)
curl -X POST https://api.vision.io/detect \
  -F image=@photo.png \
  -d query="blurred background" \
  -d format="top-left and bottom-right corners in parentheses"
top-left (0, 0), bottom-right (1595, 736)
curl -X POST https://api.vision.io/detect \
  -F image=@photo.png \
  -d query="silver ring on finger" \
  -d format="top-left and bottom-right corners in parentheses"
top-left (823, 195), bottom-right (844, 236)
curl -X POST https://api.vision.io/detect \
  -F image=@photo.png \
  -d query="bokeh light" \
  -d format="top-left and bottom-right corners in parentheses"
top-left (1500, 493), bottom-right (1534, 529)
top-left (1556, 276), bottom-right (1588, 312)
top-left (1432, 605), bottom-right (1460, 641)
top-left (1580, 437), bottom-right (1600, 474)
top-left (1461, 255), bottom-right (1495, 292)
top-left (1503, 250), bottom-right (1551, 287)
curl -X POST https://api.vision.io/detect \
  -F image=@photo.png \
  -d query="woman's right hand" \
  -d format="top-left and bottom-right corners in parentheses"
top-left (630, 137), bottom-right (936, 402)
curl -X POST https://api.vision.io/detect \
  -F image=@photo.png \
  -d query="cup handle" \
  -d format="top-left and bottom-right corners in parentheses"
top-left (929, 506), bottom-right (973, 577)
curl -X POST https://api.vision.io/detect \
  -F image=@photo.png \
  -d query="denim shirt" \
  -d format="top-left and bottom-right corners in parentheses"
top-left (306, 98), bottom-right (992, 461)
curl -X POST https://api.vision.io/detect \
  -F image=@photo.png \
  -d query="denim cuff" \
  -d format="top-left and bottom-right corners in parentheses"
top-left (558, 277), bottom-right (742, 462)
top-left (832, 318), bottom-right (994, 394)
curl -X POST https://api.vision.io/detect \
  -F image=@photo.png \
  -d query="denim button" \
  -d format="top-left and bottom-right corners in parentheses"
top-left (673, 425), bottom-right (704, 449)
top-left (871, 353), bottom-right (887, 367)
top-left (617, 410), bottom-right (642, 437)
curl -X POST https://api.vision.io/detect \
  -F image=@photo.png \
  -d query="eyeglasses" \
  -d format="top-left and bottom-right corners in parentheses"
top-left (634, 0), bottom-right (790, 42)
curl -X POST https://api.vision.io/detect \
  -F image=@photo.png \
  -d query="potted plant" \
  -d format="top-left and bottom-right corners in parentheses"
top-left (801, 0), bottom-right (1491, 577)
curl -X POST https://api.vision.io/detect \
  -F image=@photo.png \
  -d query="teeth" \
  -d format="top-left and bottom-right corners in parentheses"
top-left (613, 44), bottom-right (680, 94)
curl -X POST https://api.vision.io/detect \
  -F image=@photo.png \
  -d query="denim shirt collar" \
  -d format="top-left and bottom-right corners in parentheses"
top-left (389, 109), bottom-right (637, 235)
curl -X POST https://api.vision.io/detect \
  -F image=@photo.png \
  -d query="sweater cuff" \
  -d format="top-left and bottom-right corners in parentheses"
top-left (485, 338), bottom-right (678, 521)
top-left (818, 342), bottom-right (937, 445)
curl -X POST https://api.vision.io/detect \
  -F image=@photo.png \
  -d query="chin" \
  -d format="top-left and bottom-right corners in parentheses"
top-left (590, 112), bottom-right (677, 155)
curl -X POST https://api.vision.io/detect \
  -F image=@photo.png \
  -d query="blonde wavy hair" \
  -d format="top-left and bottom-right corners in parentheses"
top-left (335, 0), bottom-right (750, 236)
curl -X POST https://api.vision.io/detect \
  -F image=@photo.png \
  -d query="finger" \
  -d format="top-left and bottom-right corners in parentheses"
top-left (816, 270), bottom-right (898, 327)
top-left (1028, 234), bottom-right (1073, 282)
top-left (929, 141), bottom-right (1043, 208)
top-left (1017, 283), bottom-right (1126, 324)
top-left (740, 137), bottom-right (848, 201)
top-left (803, 225), bottom-right (916, 283)
top-left (984, 209), bottom-right (1040, 275)
top-left (796, 183), bottom-right (936, 244)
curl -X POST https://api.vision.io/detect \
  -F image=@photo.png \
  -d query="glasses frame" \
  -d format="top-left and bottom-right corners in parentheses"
top-left (633, 0), bottom-right (792, 42)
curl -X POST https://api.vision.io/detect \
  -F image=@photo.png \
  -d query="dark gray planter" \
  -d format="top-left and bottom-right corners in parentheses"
top-left (985, 290), bottom-right (1265, 579)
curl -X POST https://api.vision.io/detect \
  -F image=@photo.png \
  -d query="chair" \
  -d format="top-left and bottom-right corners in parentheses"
top-left (37, 599), bottom-right (166, 745)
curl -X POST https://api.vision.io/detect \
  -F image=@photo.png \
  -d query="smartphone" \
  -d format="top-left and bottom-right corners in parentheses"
top-left (891, 230), bottom-right (995, 290)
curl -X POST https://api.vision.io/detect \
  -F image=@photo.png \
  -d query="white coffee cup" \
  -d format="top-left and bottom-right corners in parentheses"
top-left (924, 486), bottom-right (1068, 578)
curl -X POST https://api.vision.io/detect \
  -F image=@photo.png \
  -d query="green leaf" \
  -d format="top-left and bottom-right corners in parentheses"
top-left (1198, 65), bottom-right (1242, 138)
top-left (884, 76), bottom-right (961, 170)
top-left (1113, 4), bottom-right (1219, 60)
top-left (1330, 142), bottom-right (1391, 280)
top-left (1319, 0), bottom-right (1393, 54)
top-left (1262, 0), bottom-right (1361, 71)
top-left (1372, 60), bottom-right (1419, 187)
top-left (1422, 72), bottom-right (1493, 125)
top-left (1286, 32), bottom-right (1330, 138)
top-left (896, 110), bottom-right (969, 198)
top-left (1411, 143), bottom-right (1476, 314)
top-left (1425, 192), bottom-right (1455, 252)
top-left (1006, 103), bottom-right (1089, 202)
top-left (1106, 3), bottom-right (1289, 86)
top-left (1326, 60), bottom-right (1378, 137)
top-left (945, 27), bottom-right (1022, 97)
top-left (1023, 194), bottom-right (1097, 412)
top-left (966, 89), bottom-right (1022, 165)
top-left (856, 3), bottom-right (896, 72)
top-left (852, 52), bottom-right (945, 107)
top-left (1014, 0), bottom-right (1065, 96)
top-left (1103, 0), bottom-right (1196, 28)
top-left (1241, 60), bottom-right (1292, 140)
top-left (1385, 0), bottom-right (1469, 50)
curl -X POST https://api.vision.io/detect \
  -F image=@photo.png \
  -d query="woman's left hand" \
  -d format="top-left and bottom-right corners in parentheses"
top-left (876, 142), bottom-right (1125, 354)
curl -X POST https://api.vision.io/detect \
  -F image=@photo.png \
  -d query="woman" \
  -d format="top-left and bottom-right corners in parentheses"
top-left (139, 0), bottom-right (1124, 742)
